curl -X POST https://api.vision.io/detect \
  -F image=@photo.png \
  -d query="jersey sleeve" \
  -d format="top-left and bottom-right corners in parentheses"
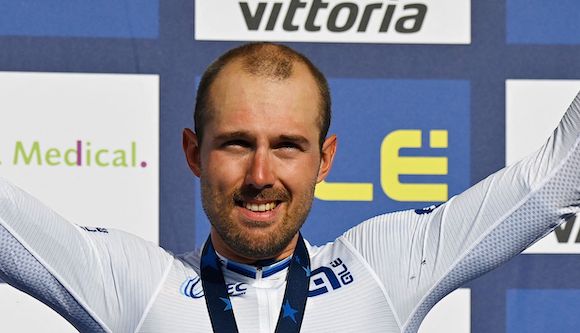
top-left (0, 179), bottom-right (174, 333)
top-left (342, 91), bottom-right (580, 331)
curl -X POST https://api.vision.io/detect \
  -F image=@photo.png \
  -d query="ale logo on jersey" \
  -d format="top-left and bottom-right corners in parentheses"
top-left (195, 0), bottom-right (471, 44)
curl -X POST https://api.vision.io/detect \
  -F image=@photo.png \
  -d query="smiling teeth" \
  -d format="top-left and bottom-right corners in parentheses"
top-left (244, 202), bottom-right (277, 212)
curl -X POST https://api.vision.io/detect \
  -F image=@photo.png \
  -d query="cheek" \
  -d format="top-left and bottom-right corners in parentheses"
top-left (202, 154), bottom-right (246, 190)
top-left (275, 157), bottom-right (320, 188)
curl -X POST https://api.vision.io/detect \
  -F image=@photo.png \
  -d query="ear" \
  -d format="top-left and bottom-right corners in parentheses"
top-left (317, 134), bottom-right (337, 182)
top-left (183, 128), bottom-right (202, 177)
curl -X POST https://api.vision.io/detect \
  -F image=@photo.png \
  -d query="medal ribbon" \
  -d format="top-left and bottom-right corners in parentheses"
top-left (201, 234), bottom-right (311, 333)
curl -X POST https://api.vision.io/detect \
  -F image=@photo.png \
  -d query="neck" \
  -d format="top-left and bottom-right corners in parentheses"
top-left (209, 230), bottom-right (299, 264)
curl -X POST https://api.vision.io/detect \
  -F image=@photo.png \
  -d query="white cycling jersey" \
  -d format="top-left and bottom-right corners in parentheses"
top-left (0, 92), bottom-right (579, 333)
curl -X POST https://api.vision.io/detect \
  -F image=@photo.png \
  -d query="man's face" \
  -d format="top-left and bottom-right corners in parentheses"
top-left (184, 60), bottom-right (336, 261)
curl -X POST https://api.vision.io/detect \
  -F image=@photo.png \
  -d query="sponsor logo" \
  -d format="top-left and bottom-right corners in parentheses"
top-left (239, 1), bottom-right (426, 33)
top-left (554, 215), bottom-right (580, 244)
top-left (228, 282), bottom-right (249, 297)
top-left (79, 226), bottom-right (109, 233)
top-left (181, 276), bottom-right (204, 299)
top-left (315, 129), bottom-right (450, 202)
top-left (195, 0), bottom-right (471, 44)
top-left (6, 140), bottom-right (148, 168)
top-left (181, 277), bottom-right (248, 299)
top-left (180, 258), bottom-right (352, 299)
top-left (309, 257), bottom-right (354, 297)
top-left (525, 215), bottom-right (580, 254)
top-left (415, 204), bottom-right (442, 215)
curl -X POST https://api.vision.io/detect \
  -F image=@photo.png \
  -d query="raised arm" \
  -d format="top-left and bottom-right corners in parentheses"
top-left (0, 179), bottom-right (173, 332)
top-left (342, 91), bottom-right (580, 331)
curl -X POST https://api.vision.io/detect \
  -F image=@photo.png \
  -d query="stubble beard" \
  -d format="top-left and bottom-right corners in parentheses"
top-left (200, 180), bottom-right (315, 259)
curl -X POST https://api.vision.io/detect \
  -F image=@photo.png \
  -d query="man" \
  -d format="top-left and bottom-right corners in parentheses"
top-left (0, 42), bottom-right (579, 333)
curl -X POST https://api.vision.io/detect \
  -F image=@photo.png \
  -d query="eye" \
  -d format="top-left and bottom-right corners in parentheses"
top-left (222, 139), bottom-right (251, 149)
top-left (275, 141), bottom-right (303, 151)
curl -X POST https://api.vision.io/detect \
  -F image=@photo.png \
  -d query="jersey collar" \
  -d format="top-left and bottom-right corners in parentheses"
top-left (216, 253), bottom-right (293, 279)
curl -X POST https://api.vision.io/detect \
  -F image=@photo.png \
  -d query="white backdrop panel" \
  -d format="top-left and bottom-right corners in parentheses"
top-left (506, 80), bottom-right (580, 254)
top-left (0, 72), bottom-right (159, 332)
top-left (196, 0), bottom-right (471, 44)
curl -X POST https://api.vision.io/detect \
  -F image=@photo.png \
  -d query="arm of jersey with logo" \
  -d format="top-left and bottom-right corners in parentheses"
top-left (0, 179), bottom-right (174, 333)
top-left (342, 91), bottom-right (580, 332)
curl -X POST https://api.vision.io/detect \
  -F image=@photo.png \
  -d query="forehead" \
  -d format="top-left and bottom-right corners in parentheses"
top-left (206, 60), bottom-right (321, 137)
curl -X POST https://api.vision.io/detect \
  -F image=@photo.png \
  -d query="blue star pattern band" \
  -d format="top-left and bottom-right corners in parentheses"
top-left (201, 251), bottom-right (218, 270)
top-left (200, 239), bottom-right (240, 333)
top-left (273, 234), bottom-right (310, 332)
top-left (220, 297), bottom-right (232, 311)
top-left (201, 234), bottom-right (311, 333)
top-left (282, 300), bottom-right (298, 323)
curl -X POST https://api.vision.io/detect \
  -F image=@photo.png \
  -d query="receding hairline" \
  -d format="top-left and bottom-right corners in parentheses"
top-left (239, 43), bottom-right (298, 79)
top-left (206, 57), bottom-right (323, 131)
top-left (194, 42), bottom-right (332, 147)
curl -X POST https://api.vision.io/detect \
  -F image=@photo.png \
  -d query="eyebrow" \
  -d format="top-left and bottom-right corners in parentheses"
top-left (214, 131), bottom-right (252, 142)
top-left (278, 134), bottom-right (310, 147)
top-left (213, 131), bottom-right (311, 147)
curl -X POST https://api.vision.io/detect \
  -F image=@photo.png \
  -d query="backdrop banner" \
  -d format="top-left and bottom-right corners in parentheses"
top-left (0, 1), bottom-right (579, 332)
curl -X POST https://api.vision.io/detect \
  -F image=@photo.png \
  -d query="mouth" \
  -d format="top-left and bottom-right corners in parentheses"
top-left (235, 200), bottom-right (280, 212)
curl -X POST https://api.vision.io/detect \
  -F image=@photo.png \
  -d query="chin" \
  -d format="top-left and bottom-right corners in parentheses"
top-left (229, 228), bottom-right (293, 259)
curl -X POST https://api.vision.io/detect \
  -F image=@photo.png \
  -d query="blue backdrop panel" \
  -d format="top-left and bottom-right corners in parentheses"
top-left (507, 0), bottom-right (580, 44)
top-left (506, 289), bottom-right (580, 333)
top-left (469, 255), bottom-right (580, 333)
top-left (0, 0), bottom-right (158, 38)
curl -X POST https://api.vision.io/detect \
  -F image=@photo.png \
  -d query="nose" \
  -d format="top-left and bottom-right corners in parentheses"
top-left (245, 148), bottom-right (275, 189)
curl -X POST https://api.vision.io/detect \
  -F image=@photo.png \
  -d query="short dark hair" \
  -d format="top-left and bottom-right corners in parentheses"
top-left (194, 42), bottom-right (331, 148)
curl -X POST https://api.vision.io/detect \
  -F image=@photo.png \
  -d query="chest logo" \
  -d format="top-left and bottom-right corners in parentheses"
top-left (180, 277), bottom-right (248, 299)
top-left (308, 258), bottom-right (354, 297)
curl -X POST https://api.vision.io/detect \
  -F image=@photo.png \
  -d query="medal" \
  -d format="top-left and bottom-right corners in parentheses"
top-left (201, 234), bottom-right (311, 333)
